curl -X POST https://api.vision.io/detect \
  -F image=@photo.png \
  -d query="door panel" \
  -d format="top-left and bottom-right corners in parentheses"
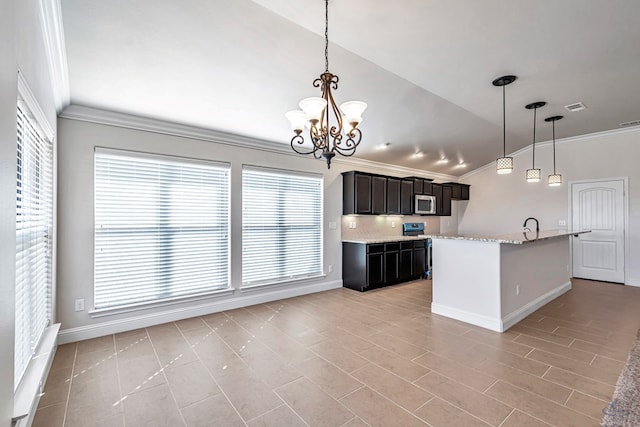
top-left (571, 180), bottom-right (624, 283)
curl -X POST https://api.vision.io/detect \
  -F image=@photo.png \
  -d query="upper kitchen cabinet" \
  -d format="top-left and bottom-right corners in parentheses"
top-left (342, 171), bottom-right (388, 215)
top-left (443, 182), bottom-right (470, 200)
top-left (386, 177), bottom-right (401, 214)
top-left (439, 184), bottom-right (452, 216)
top-left (405, 177), bottom-right (434, 195)
top-left (400, 179), bottom-right (414, 215)
top-left (371, 175), bottom-right (387, 214)
top-left (343, 171), bottom-right (372, 214)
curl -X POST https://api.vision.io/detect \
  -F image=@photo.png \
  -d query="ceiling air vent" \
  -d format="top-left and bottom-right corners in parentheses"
top-left (619, 120), bottom-right (640, 128)
top-left (565, 102), bottom-right (586, 112)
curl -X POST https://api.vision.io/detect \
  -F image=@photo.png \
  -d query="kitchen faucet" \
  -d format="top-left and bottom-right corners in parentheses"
top-left (523, 217), bottom-right (539, 233)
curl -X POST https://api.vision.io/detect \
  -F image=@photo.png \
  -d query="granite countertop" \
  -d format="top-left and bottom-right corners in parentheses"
top-left (424, 229), bottom-right (591, 245)
top-left (342, 235), bottom-right (429, 244)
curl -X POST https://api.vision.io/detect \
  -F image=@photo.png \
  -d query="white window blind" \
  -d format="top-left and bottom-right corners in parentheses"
top-left (242, 166), bottom-right (323, 286)
top-left (15, 100), bottom-right (53, 391)
top-left (94, 149), bottom-right (230, 310)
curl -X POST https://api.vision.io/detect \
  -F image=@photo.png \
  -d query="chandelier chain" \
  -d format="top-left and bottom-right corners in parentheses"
top-left (324, 0), bottom-right (329, 72)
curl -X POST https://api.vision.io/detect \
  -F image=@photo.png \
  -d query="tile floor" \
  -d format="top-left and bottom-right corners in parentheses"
top-left (34, 278), bottom-right (640, 426)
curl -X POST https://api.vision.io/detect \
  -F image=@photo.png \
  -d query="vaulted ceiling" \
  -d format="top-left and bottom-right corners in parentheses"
top-left (60, 0), bottom-right (640, 175)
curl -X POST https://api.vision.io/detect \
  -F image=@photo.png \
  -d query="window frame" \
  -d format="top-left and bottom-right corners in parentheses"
top-left (241, 165), bottom-right (324, 288)
top-left (92, 148), bottom-right (232, 314)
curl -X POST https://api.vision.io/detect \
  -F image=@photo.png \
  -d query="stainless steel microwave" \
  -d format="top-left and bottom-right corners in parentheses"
top-left (414, 194), bottom-right (436, 215)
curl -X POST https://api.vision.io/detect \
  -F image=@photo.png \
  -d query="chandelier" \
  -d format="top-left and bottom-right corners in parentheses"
top-left (285, 0), bottom-right (367, 169)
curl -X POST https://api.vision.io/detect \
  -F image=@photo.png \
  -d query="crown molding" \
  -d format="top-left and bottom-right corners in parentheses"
top-left (460, 125), bottom-right (640, 180)
top-left (332, 155), bottom-right (457, 182)
top-left (39, 0), bottom-right (70, 112)
top-left (60, 104), bottom-right (296, 154)
top-left (60, 104), bottom-right (457, 182)
top-left (18, 70), bottom-right (54, 140)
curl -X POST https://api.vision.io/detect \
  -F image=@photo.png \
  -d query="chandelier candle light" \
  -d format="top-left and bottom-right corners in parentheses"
top-left (493, 75), bottom-right (517, 174)
top-left (525, 101), bottom-right (546, 182)
top-left (545, 115), bottom-right (563, 186)
top-left (285, 0), bottom-right (367, 169)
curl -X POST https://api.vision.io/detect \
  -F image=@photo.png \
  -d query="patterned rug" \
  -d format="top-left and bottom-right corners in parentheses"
top-left (602, 329), bottom-right (640, 426)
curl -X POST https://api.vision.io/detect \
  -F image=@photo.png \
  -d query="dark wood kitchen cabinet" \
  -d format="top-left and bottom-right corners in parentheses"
top-left (384, 243), bottom-right (400, 283)
top-left (371, 175), bottom-right (387, 214)
top-left (413, 241), bottom-right (426, 277)
top-left (400, 180), bottom-right (414, 215)
top-left (406, 177), bottom-right (434, 195)
top-left (386, 178), bottom-right (401, 215)
top-left (342, 171), bottom-right (371, 214)
top-left (439, 185), bottom-right (452, 216)
top-left (443, 182), bottom-right (471, 200)
top-left (342, 239), bottom-right (427, 291)
top-left (399, 242), bottom-right (413, 281)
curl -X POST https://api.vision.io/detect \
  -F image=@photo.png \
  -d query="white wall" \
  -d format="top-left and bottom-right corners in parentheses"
top-left (56, 114), bottom-right (454, 341)
top-left (1, 0), bottom-right (58, 425)
top-left (459, 127), bottom-right (640, 285)
top-left (0, 3), bottom-right (18, 424)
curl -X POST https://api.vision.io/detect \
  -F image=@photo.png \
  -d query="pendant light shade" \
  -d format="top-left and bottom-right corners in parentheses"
top-left (493, 75), bottom-right (517, 174)
top-left (496, 157), bottom-right (514, 174)
top-left (525, 101), bottom-right (546, 182)
top-left (526, 168), bottom-right (541, 182)
top-left (545, 115), bottom-right (563, 187)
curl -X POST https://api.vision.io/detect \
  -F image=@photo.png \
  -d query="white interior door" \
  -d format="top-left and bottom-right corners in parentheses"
top-left (571, 179), bottom-right (625, 283)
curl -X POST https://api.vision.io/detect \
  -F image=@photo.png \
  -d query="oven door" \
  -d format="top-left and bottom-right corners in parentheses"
top-left (414, 195), bottom-right (436, 214)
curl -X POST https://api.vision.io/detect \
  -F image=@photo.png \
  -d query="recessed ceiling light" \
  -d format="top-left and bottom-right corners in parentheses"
top-left (412, 151), bottom-right (424, 158)
top-left (376, 142), bottom-right (391, 150)
top-left (565, 102), bottom-right (586, 112)
top-left (436, 158), bottom-right (449, 164)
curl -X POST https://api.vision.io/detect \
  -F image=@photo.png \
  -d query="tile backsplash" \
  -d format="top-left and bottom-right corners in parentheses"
top-left (341, 215), bottom-right (441, 240)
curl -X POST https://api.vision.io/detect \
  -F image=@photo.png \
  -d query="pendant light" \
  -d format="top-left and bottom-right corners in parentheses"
top-left (493, 75), bottom-right (517, 174)
top-left (545, 115), bottom-right (563, 186)
top-left (525, 101), bottom-right (546, 182)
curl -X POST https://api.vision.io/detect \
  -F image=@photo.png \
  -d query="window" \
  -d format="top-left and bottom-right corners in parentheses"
top-left (94, 149), bottom-right (230, 310)
top-left (15, 97), bottom-right (53, 390)
top-left (242, 166), bottom-right (323, 287)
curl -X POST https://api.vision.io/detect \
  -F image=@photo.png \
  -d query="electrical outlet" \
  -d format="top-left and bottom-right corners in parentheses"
top-left (328, 264), bottom-right (333, 273)
top-left (75, 298), bottom-right (85, 312)
top-left (558, 219), bottom-right (567, 226)
top-left (391, 221), bottom-right (396, 228)
top-left (516, 285), bottom-right (520, 296)
top-left (328, 221), bottom-right (336, 230)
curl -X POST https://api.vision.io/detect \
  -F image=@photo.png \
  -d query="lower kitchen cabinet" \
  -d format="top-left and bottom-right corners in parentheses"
top-left (343, 240), bottom-right (427, 291)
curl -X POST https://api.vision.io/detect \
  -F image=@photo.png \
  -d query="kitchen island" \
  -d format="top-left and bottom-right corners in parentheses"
top-left (426, 229), bottom-right (590, 332)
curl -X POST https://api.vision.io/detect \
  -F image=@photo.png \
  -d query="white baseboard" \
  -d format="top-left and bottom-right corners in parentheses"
top-left (431, 303), bottom-right (503, 332)
top-left (431, 281), bottom-right (572, 333)
top-left (501, 281), bottom-right (572, 331)
top-left (58, 280), bottom-right (342, 344)
top-left (625, 278), bottom-right (640, 287)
